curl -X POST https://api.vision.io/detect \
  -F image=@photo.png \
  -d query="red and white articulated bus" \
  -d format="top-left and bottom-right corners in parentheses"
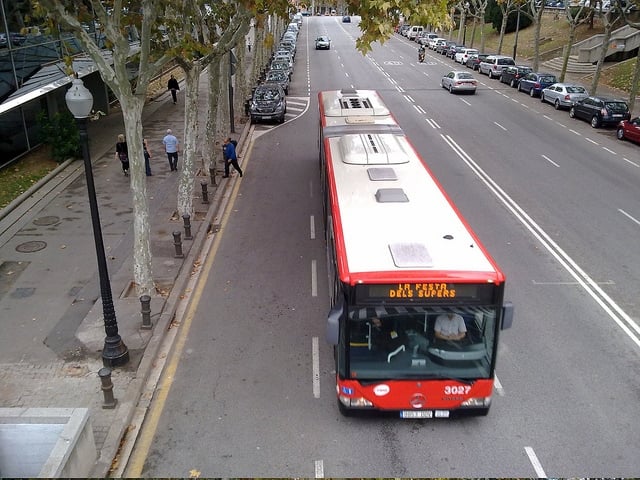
top-left (318, 88), bottom-right (514, 418)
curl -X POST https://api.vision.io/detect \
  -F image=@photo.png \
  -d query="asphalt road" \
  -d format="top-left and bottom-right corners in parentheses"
top-left (125, 16), bottom-right (640, 477)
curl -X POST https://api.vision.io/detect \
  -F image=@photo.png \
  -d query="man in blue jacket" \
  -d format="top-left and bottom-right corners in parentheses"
top-left (222, 137), bottom-right (243, 178)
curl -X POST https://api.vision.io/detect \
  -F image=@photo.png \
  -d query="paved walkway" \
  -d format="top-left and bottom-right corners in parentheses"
top-left (0, 70), bottom-right (250, 476)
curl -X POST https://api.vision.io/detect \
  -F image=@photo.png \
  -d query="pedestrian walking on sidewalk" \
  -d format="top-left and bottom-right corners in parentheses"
top-left (115, 134), bottom-right (129, 176)
top-left (167, 74), bottom-right (179, 104)
top-left (222, 137), bottom-right (243, 178)
top-left (162, 129), bottom-right (180, 171)
top-left (143, 137), bottom-right (152, 176)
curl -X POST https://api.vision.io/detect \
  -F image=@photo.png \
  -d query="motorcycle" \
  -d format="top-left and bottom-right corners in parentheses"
top-left (418, 50), bottom-right (425, 63)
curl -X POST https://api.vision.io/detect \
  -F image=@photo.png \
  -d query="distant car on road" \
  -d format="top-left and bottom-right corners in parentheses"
top-left (441, 70), bottom-right (478, 94)
top-left (517, 72), bottom-right (558, 97)
top-left (616, 117), bottom-right (640, 144)
top-left (342, 15), bottom-right (351, 22)
top-left (569, 96), bottom-right (631, 128)
top-left (315, 35), bottom-right (331, 50)
top-left (540, 83), bottom-right (589, 109)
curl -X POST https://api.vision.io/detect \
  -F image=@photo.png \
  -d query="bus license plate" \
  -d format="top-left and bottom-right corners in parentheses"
top-left (400, 410), bottom-right (433, 419)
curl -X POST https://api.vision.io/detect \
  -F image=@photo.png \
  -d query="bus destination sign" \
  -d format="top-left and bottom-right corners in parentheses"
top-left (356, 283), bottom-right (494, 303)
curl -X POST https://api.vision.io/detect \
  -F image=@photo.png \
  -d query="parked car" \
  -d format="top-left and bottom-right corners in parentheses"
top-left (446, 44), bottom-right (464, 59)
top-left (465, 53), bottom-right (490, 70)
top-left (441, 71), bottom-right (478, 94)
top-left (429, 37), bottom-right (446, 50)
top-left (417, 32), bottom-right (439, 45)
top-left (437, 41), bottom-right (456, 55)
top-left (272, 52), bottom-right (293, 69)
top-left (249, 84), bottom-right (287, 124)
top-left (569, 96), bottom-right (631, 128)
top-left (478, 55), bottom-right (515, 78)
top-left (455, 48), bottom-right (478, 64)
top-left (616, 117), bottom-right (640, 143)
top-left (499, 65), bottom-right (533, 87)
top-left (517, 72), bottom-right (558, 97)
top-left (407, 26), bottom-right (424, 41)
top-left (315, 35), bottom-right (331, 50)
top-left (270, 59), bottom-right (292, 78)
top-left (540, 83), bottom-right (589, 109)
top-left (342, 15), bottom-right (351, 22)
top-left (264, 70), bottom-right (290, 95)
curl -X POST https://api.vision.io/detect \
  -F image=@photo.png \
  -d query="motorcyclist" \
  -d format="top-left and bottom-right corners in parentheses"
top-left (418, 45), bottom-right (426, 62)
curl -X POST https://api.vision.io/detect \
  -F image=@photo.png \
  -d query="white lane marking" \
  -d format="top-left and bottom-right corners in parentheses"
top-left (541, 154), bottom-right (560, 167)
top-left (525, 446), bottom-right (547, 478)
top-left (622, 157), bottom-right (640, 167)
top-left (414, 105), bottom-right (426, 114)
top-left (314, 459), bottom-right (324, 478)
top-left (404, 94), bottom-right (414, 103)
top-left (311, 259), bottom-right (318, 297)
top-left (441, 134), bottom-right (640, 347)
top-left (312, 336), bottom-right (320, 398)
top-left (602, 146), bottom-right (616, 154)
top-left (425, 118), bottom-right (441, 129)
top-left (619, 208), bottom-right (640, 227)
top-left (494, 122), bottom-right (507, 131)
top-left (310, 215), bottom-right (316, 240)
top-left (569, 129), bottom-right (582, 136)
top-left (585, 137), bottom-right (599, 145)
top-left (493, 374), bottom-right (505, 396)
top-left (460, 98), bottom-right (472, 106)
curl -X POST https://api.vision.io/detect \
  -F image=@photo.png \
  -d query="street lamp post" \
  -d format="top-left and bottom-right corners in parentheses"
top-left (65, 76), bottom-right (129, 368)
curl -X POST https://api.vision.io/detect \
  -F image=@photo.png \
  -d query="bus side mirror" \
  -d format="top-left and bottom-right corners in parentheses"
top-left (501, 301), bottom-right (514, 330)
top-left (326, 301), bottom-right (343, 345)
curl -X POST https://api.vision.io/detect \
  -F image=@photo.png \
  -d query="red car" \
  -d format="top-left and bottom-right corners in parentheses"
top-left (617, 117), bottom-right (640, 144)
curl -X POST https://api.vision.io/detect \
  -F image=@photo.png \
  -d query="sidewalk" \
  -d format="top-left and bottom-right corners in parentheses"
top-left (0, 71), bottom-right (249, 476)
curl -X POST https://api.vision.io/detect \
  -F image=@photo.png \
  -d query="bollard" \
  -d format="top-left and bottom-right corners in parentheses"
top-left (173, 231), bottom-right (184, 258)
top-left (140, 294), bottom-right (152, 329)
top-left (209, 166), bottom-right (217, 187)
top-left (98, 367), bottom-right (117, 409)
top-left (182, 214), bottom-right (193, 240)
top-left (201, 180), bottom-right (209, 204)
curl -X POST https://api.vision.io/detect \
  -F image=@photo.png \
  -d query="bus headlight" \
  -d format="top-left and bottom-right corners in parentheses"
top-left (338, 394), bottom-right (373, 408)
top-left (460, 396), bottom-right (491, 408)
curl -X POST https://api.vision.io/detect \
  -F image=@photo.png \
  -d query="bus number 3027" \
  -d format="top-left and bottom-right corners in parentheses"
top-left (444, 385), bottom-right (472, 395)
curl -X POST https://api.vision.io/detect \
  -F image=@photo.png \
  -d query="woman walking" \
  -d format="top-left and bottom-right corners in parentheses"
top-left (115, 134), bottom-right (129, 176)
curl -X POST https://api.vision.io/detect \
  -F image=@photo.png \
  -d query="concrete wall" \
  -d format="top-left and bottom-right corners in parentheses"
top-left (0, 408), bottom-right (96, 478)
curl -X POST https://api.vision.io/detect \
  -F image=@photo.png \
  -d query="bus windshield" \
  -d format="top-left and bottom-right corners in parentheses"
top-left (346, 306), bottom-right (498, 380)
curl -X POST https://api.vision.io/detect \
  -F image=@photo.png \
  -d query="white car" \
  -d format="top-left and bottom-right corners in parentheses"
top-left (431, 38), bottom-right (447, 51)
top-left (428, 37), bottom-right (445, 49)
top-left (455, 48), bottom-right (478, 64)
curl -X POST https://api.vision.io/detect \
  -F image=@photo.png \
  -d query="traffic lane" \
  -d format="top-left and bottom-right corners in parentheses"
top-left (140, 116), bottom-right (331, 475)
top-left (383, 70), bottom-right (640, 321)
top-left (360, 83), bottom-right (640, 474)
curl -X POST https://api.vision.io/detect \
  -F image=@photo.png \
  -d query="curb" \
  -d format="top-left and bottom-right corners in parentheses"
top-left (91, 118), bottom-right (252, 477)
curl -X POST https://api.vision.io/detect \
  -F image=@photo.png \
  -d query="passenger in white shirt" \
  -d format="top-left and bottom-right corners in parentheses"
top-left (434, 313), bottom-right (467, 341)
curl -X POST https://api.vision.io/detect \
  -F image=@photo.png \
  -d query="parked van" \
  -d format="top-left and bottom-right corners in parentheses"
top-left (407, 26), bottom-right (424, 41)
top-left (479, 55), bottom-right (516, 79)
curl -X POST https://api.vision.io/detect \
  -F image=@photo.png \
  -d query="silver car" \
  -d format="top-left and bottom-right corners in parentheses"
top-left (441, 71), bottom-right (477, 94)
top-left (540, 83), bottom-right (589, 110)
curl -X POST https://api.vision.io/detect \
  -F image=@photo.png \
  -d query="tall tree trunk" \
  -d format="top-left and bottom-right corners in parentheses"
top-left (590, 24), bottom-right (614, 94)
top-left (629, 52), bottom-right (639, 113)
top-left (120, 95), bottom-right (154, 296)
top-left (176, 62), bottom-right (203, 217)
top-left (203, 56), bottom-right (223, 173)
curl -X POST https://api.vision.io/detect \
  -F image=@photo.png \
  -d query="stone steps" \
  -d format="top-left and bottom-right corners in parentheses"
top-left (542, 55), bottom-right (598, 74)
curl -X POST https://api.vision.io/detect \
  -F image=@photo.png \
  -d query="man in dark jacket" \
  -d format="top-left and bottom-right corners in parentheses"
top-left (167, 75), bottom-right (179, 104)
top-left (222, 137), bottom-right (243, 178)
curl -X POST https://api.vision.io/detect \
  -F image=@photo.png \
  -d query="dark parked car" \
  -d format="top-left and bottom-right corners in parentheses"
top-left (569, 96), bottom-right (631, 128)
top-left (465, 53), bottom-right (489, 70)
top-left (617, 117), bottom-right (640, 144)
top-left (249, 83), bottom-right (287, 124)
top-left (447, 45), bottom-right (466, 60)
top-left (342, 15), bottom-right (351, 22)
top-left (499, 65), bottom-right (533, 87)
top-left (436, 41), bottom-right (456, 55)
top-left (264, 70), bottom-right (290, 95)
top-left (517, 72), bottom-right (558, 97)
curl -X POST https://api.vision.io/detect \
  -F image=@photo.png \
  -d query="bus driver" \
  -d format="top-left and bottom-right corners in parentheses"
top-left (434, 312), bottom-right (467, 341)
